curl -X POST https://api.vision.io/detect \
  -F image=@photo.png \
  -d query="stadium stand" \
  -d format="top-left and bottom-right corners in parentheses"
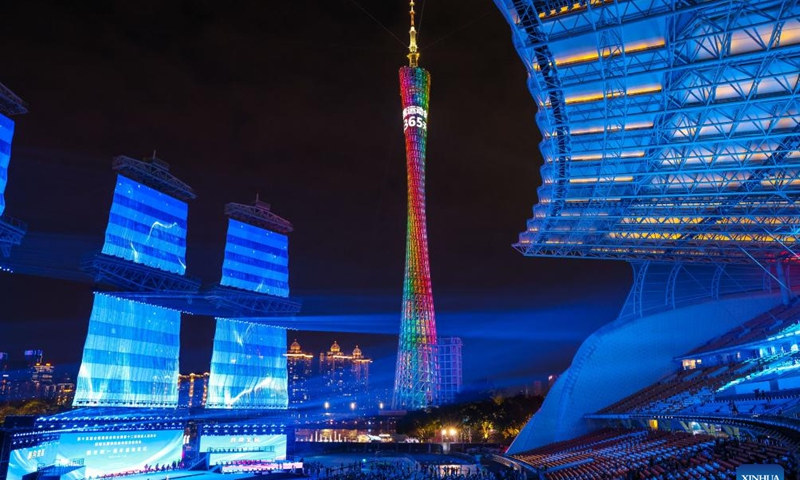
top-left (512, 429), bottom-right (798, 480)
top-left (510, 301), bottom-right (800, 479)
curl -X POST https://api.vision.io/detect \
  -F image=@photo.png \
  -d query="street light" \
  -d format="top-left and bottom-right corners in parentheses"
top-left (350, 402), bottom-right (356, 411)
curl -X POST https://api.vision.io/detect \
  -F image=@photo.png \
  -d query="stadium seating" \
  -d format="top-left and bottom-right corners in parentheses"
top-left (688, 303), bottom-right (800, 355)
top-left (512, 429), bottom-right (797, 480)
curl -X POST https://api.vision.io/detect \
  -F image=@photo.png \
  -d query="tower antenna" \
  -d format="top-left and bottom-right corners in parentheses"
top-left (408, 1), bottom-right (420, 67)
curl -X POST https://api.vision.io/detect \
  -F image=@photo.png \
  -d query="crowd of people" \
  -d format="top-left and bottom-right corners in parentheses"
top-left (304, 460), bottom-right (527, 480)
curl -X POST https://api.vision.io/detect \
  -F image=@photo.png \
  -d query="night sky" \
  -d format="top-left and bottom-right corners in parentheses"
top-left (0, 1), bottom-right (632, 392)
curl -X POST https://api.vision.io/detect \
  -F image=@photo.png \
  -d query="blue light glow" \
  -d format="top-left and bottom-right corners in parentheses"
top-left (207, 319), bottom-right (288, 409)
top-left (101, 175), bottom-right (188, 275)
top-left (220, 219), bottom-right (289, 297)
top-left (7, 442), bottom-right (58, 480)
top-left (74, 294), bottom-right (181, 408)
top-left (199, 434), bottom-right (287, 466)
top-left (7, 431), bottom-right (183, 480)
top-left (0, 113), bottom-right (16, 217)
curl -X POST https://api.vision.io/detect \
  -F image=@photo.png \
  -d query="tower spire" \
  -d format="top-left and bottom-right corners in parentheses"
top-left (408, 1), bottom-right (419, 67)
top-left (394, 3), bottom-right (437, 410)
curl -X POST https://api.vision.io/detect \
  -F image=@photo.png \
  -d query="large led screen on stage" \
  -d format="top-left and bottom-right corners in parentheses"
top-left (102, 174), bottom-right (189, 275)
top-left (220, 219), bottom-right (289, 297)
top-left (207, 319), bottom-right (288, 409)
top-left (0, 113), bottom-right (15, 217)
top-left (58, 430), bottom-right (184, 478)
top-left (74, 293), bottom-right (181, 407)
top-left (7, 431), bottom-right (181, 480)
top-left (199, 434), bottom-right (287, 466)
top-left (6, 442), bottom-right (58, 480)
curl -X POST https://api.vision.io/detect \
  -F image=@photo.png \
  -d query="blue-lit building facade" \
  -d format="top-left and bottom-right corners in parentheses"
top-left (493, 0), bottom-right (800, 454)
top-left (206, 200), bottom-right (292, 410)
top-left (0, 83), bottom-right (27, 262)
top-left (2, 157), bottom-right (299, 479)
top-left (74, 164), bottom-right (194, 408)
top-left (0, 110), bottom-right (15, 219)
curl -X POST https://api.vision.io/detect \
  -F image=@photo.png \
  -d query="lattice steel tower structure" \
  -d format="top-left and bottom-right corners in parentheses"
top-left (494, 0), bottom-right (800, 273)
top-left (392, 0), bottom-right (440, 410)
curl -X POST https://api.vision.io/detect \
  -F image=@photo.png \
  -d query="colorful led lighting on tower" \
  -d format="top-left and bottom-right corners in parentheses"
top-left (392, 0), bottom-right (440, 410)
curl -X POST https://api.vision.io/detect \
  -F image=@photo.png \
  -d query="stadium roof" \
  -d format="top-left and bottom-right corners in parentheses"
top-left (496, 0), bottom-right (800, 264)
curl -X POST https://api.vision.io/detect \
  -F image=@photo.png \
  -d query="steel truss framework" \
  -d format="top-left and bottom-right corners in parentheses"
top-left (0, 215), bottom-right (25, 258)
top-left (495, 0), bottom-right (800, 264)
top-left (83, 253), bottom-right (201, 293)
top-left (393, 66), bottom-right (440, 410)
top-left (0, 82), bottom-right (27, 116)
top-left (225, 200), bottom-right (293, 234)
top-left (112, 155), bottom-right (196, 202)
top-left (205, 285), bottom-right (301, 318)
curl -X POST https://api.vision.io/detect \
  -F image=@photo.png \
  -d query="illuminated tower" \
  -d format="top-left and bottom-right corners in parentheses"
top-left (392, 0), bottom-right (439, 410)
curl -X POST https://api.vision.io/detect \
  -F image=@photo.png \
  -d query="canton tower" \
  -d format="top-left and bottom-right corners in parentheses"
top-left (392, 0), bottom-right (439, 410)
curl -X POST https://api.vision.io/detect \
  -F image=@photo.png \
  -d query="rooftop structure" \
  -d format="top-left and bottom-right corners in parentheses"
top-left (0, 82), bottom-right (28, 116)
top-left (495, 0), bottom-right (800, 264)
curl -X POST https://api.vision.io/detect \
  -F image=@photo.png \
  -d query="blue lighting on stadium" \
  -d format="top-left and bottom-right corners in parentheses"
top-left (220, 219), bottom-right (289, 297)
top-left (0, 113), bottom-right (15, 217)
top-left (73, 294), bottom-right (181, 408)
top-left (102, 175), bottom-right (188, 275)
top-left (207, 319), bottom-right (288, 409)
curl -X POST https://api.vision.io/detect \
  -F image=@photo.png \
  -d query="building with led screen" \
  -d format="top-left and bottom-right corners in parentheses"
top-left (2, 161), bottom-right (299, 479)
top-left (393, 0), bottom-right (441, 411)
top-left (207, 199), bottom-right (291, 410)
top-left (74, 155), bottom-right (197, 408)
top-left (493, 0), bottom-right (800, 454)
top-left (0, 83), bottom-right (27, 261)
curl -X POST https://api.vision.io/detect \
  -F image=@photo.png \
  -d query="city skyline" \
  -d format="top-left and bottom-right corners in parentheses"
top-left (0, 1), bottom-right (632, 394)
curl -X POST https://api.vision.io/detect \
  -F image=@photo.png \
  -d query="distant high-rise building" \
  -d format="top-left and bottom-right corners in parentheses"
top-left (286, 340), bottom-right (314, 406)
top-left (319, 341), bottom-right (372, 410)
top-left (23, 349), bottom-right (43, 367)
top-left (320, 341), bottom-right (349, 397)
top-left (54, 382), bottom-right (75, 406)
top-left (438, 337), bottom-right (462, 404)
top-left (0, 351), bottom-right (62, 402)
top-left (351, 345), bottom-right (371, 394)
top-left (178, 373), bottom-right (209, 408)
top-left (533, 381), bottom-right (543, 397)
